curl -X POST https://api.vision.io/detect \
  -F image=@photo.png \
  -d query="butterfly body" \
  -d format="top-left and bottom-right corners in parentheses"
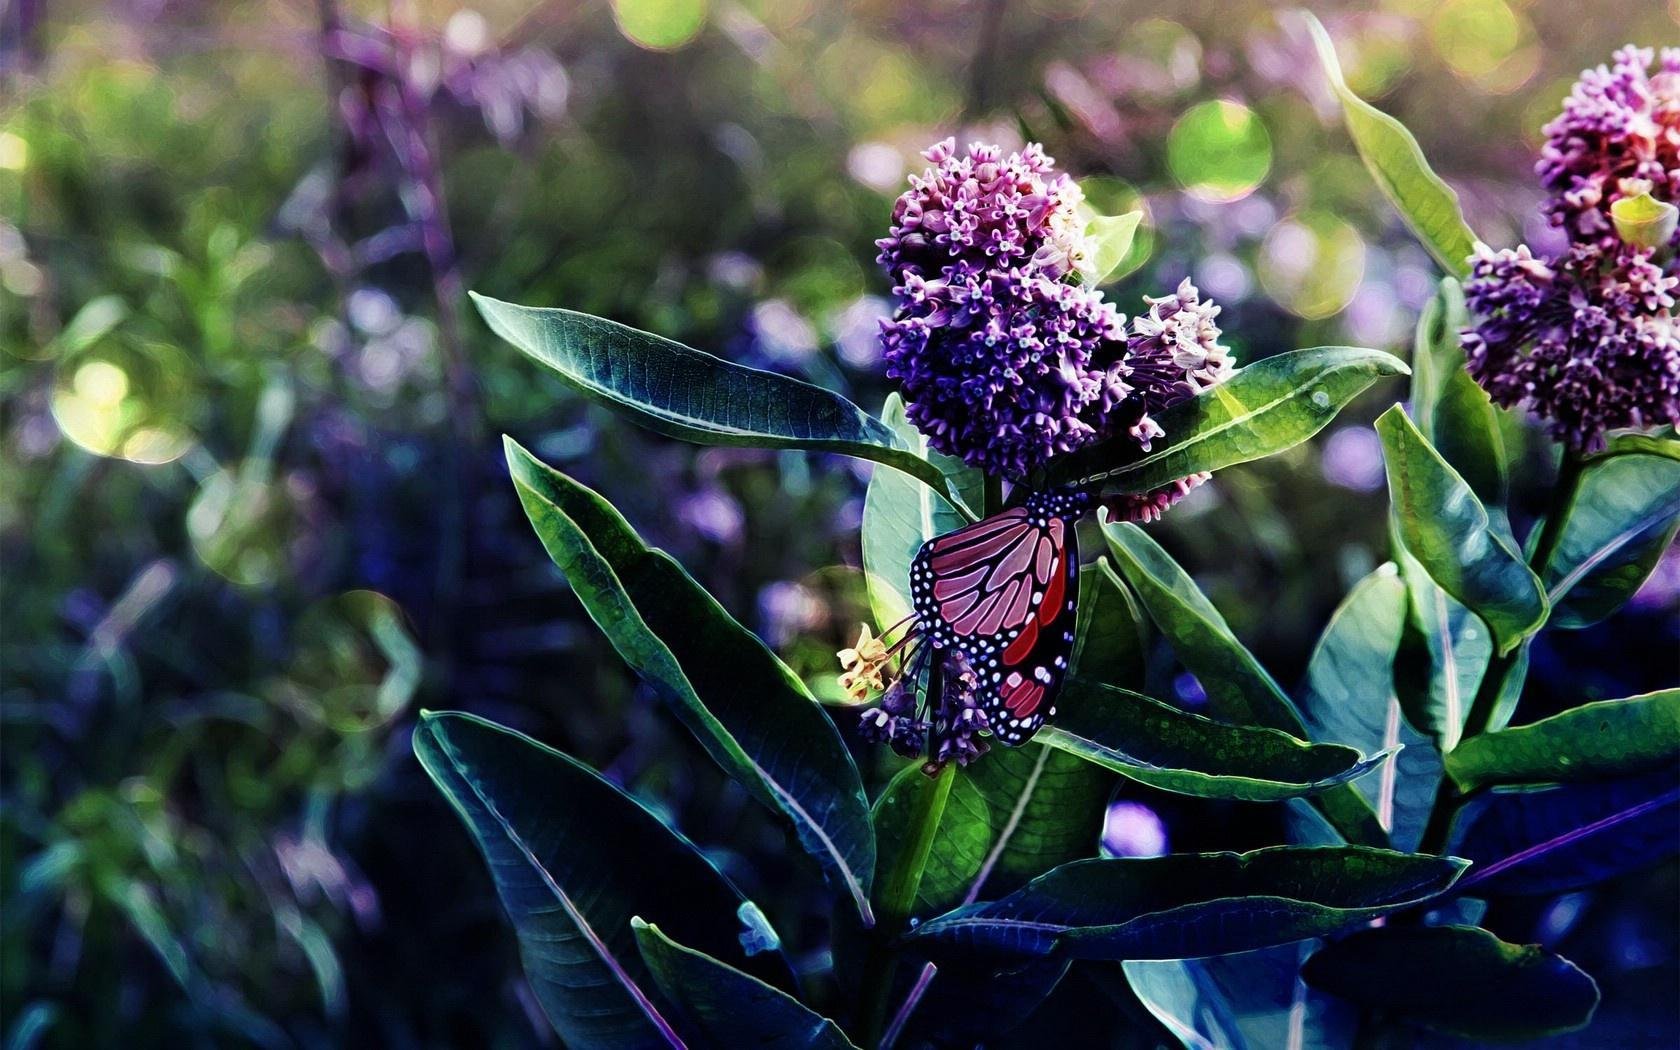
top-left (908, 488), bottom-right (1090, 745)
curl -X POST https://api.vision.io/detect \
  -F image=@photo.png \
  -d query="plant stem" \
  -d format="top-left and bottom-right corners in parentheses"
top-left (858, 762), bottom-right (955, 1048)
top-left (1417, 445), bottom-right (1588, 855)
top-left (984, 474), bottom-right (1005, 517)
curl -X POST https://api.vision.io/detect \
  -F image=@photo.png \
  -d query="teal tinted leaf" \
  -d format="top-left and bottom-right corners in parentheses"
top-left (1301, 925), bottom-right (1599, 1041)
top-left (475, 294), bottom-right (974, 517)
top-left (1445, 690), bottom-right (1680, 792)
top-left (902, 846), bottom-right (1466, 962)
top-left (1409, 279), bottom-right (1507, 507)
top-left (1299, 565), bottom-right (1442, 851)
top-left (860, 393), bottom-right (983, 634)
top-left (1085, 210), bottom-right (1143, 286)
top-left (1376, 406), bottom-right (1545, 655)
top-left (1045, 347), bottom-right (1406, 493)
top-left (1041, 680), bottom-right (1390, 802)
top-left (1126, 944), bottom-right (1355, 1050)
top-left (505, 439), bottom-right (875, 920)
top-left (1589, 428), bottom-right (1680, 464)
top-left (1449, 768), bottom-right (1680, 896)
top-left (1301, 12), bottom-right (1477, 276)
top-left (1101, 521), bottom-right (1304, 732)
top-left (1541, 451), bottom-right (1680, 629)
top-left (413, 712), bottom-right (792, 1048)
top-left (1393, 540), bottom-right (1491, 750)
top-left (631, 920), bottom-right (857, 1049)
top-left (1071, 559), bottom-right (1149, 690)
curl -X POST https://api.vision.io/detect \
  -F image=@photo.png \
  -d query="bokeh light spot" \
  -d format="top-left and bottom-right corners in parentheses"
top-left (611, 0), bottom-right (706, 51)
top-left (1167, 99), bottom-right (1272, 203)
top-left (1258, 211), bottom-right (1367, 320)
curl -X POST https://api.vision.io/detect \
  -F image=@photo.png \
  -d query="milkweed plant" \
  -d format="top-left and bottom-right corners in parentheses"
top-left (414, 13), bottom-right (1679, 1048)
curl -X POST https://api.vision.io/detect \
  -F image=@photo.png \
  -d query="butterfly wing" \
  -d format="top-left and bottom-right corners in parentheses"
top-left (908, 504), bottom-right (1080, 746)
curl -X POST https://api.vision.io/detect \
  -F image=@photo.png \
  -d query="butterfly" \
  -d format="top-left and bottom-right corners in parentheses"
top-left (907, 488), bottom-right (1092, 746)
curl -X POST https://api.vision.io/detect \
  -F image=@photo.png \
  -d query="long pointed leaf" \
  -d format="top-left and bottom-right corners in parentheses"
top-left (902, 846), bottom-right (1467, 962)
top-left (1042, 680), bottom-right (1391, 802)
top-left (1409, 279), bottom-right (1508, 507)
top-left (476, 294), bottom-right (975, 517)
top-left (1541, 451), bottom-right (1680, 629)
top-left (1445, 690), bottom-right (1680, 792)
top-left (413, 711), bottom-right (792, 1048)
top-left (632, 921), bottom-right (858, 1049)
top-left (1301, 12), bottom-right (1477, 276)
top-left (1045, 347), bottom-right (1406, 492)
top-left (1376, 405), bottom-right (1545, 655)
top-left (505, 439), bottom-right (876, 920)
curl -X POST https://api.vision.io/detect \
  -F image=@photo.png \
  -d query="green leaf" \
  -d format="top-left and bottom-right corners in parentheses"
top-left (1071, 559), bottom-right (1149, 690)
top-left (1588, 428), bottom-right (1680, 464)
top-left (1299, 565), bottom-right (1442, 852)
top-left (873, 746), bottom-right (1112, 919)
top-left (1376, 406), bottom-right (1545, 655)
top-left (1084, 210), bottom-right (1144, 286)
top-left (505, 438), bottom-right (876, 920)
top-left (1045, 347), bottom-right (1407, 493)
top-left (902, 846), bottom-right (1467, 962)
top-left (632, 920), bottom-right (858, 1049)
top-left (475, 293), bottom-right (974, 518)
top-left (1409, 279), bottom-right (1508, 508)
top-left (1448, 768), bottom-right (1680, 896)
top-left (413, 711), bottom-right (791, 1048)
top-left (1392, 540), bottom-right (1492, 750)
top-left (1541, 451), bottom-right (1680, 629)
top-left (1445, 690), bottom-right (1680, 792)
top-left (1100, 521), bottom-right (1304, 732)
top-left (860, 393), bottom-right (983, 635)
top-left (1300, 12), bottom-right (1477, 276)
top-left (1041, 680), bottom-right (1391, 802)
top-left (1301, 926), bottom-right (1599, 1041)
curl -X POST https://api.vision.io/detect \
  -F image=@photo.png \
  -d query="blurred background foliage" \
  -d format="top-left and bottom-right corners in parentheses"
top-left (3, 0), bottom-right (1678, 1045)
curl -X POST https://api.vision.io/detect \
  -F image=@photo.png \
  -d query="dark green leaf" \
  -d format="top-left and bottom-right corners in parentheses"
top-left (1409, 279), bottom-right (1507, 507)
top-left (475, 294), bottom-right (974, 517)
top-left (1299, 565), bottom-right (1442, 852)
top-left (1542, 452), bottom-right (1680, 629)
top-left (1041, 680), bottom-right (1390, 801)
top-left (1448, 768), bottom-right (1680, 896)
top-left (1044, 347), bottom-right (1407, 493)
top-left (1376, 406), bottom-right (1545, 655)
top-left (902, 846), bottom-right (1467, 962)
top-left (1446, 690), bottom-right (1680, 791)
top-left (860, 393), bottom-right (983, 633)
top-left (1071, 559), bottom-right (1150, 690)
top-left (1100, 521), bottom-right (1303, 732)
top-left (1302, 925), bottom-right (1599, 1041)
top-left (413, 712), bottom-right (791, 1048)
top-left (1301, 12), bottom-right (1477, 276)
top-left (1126, 944), bottom-right (1356, 1050)
top-left (631, 920), bottom-right (857, 1049)
top-left (873, 745), bottom-right (1111, 919)
top-left (505, 438), bottom-right (876, 920)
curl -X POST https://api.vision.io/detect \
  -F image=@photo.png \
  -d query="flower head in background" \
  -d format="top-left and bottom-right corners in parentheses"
top-left (876, 138), bottom-right (1094, 289)
top-left (1464, 241), bottom-right (1679, 450)
top-left (1537, 46), bottom-right (1680, 249)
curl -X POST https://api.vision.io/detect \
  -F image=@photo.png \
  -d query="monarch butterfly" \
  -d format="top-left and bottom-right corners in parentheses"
top-left (906, 487), bottom-right (1092, 746)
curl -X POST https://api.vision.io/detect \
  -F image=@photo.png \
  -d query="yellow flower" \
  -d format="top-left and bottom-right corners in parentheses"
top-left (837, 624), bottom-right (887, 671)
top-left (837, 624), bottom-right (890, 700)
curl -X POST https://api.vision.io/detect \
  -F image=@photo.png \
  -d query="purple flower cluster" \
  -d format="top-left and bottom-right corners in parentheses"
top-left (1465, 242), bottom-right (1679, 450)
top-left (1537, 46), bottom-right (1680, 249)
top-left (877, 138), bottom-right (1094, 287)
top-left (1463, 46), bottom-right (1680, 451)
top-left (856, 649), bottom-right (991, 769)
top-left (878, 140), bottom-right (1236, 480)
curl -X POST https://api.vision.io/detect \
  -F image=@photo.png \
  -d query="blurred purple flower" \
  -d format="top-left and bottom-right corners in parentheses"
top-left (1537, 46), bottom-right (1680, 250)
top-left (678, 489), bottom-right (744, 545)
top-left (1102, 800), bottom-right (1168, 858)
top-left (1321, 424), bottom-right (1387, 492)
top-left (1464, 240), bottom-right (1678, 450)
top-left (757, 580), bottom-right (824, 648)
